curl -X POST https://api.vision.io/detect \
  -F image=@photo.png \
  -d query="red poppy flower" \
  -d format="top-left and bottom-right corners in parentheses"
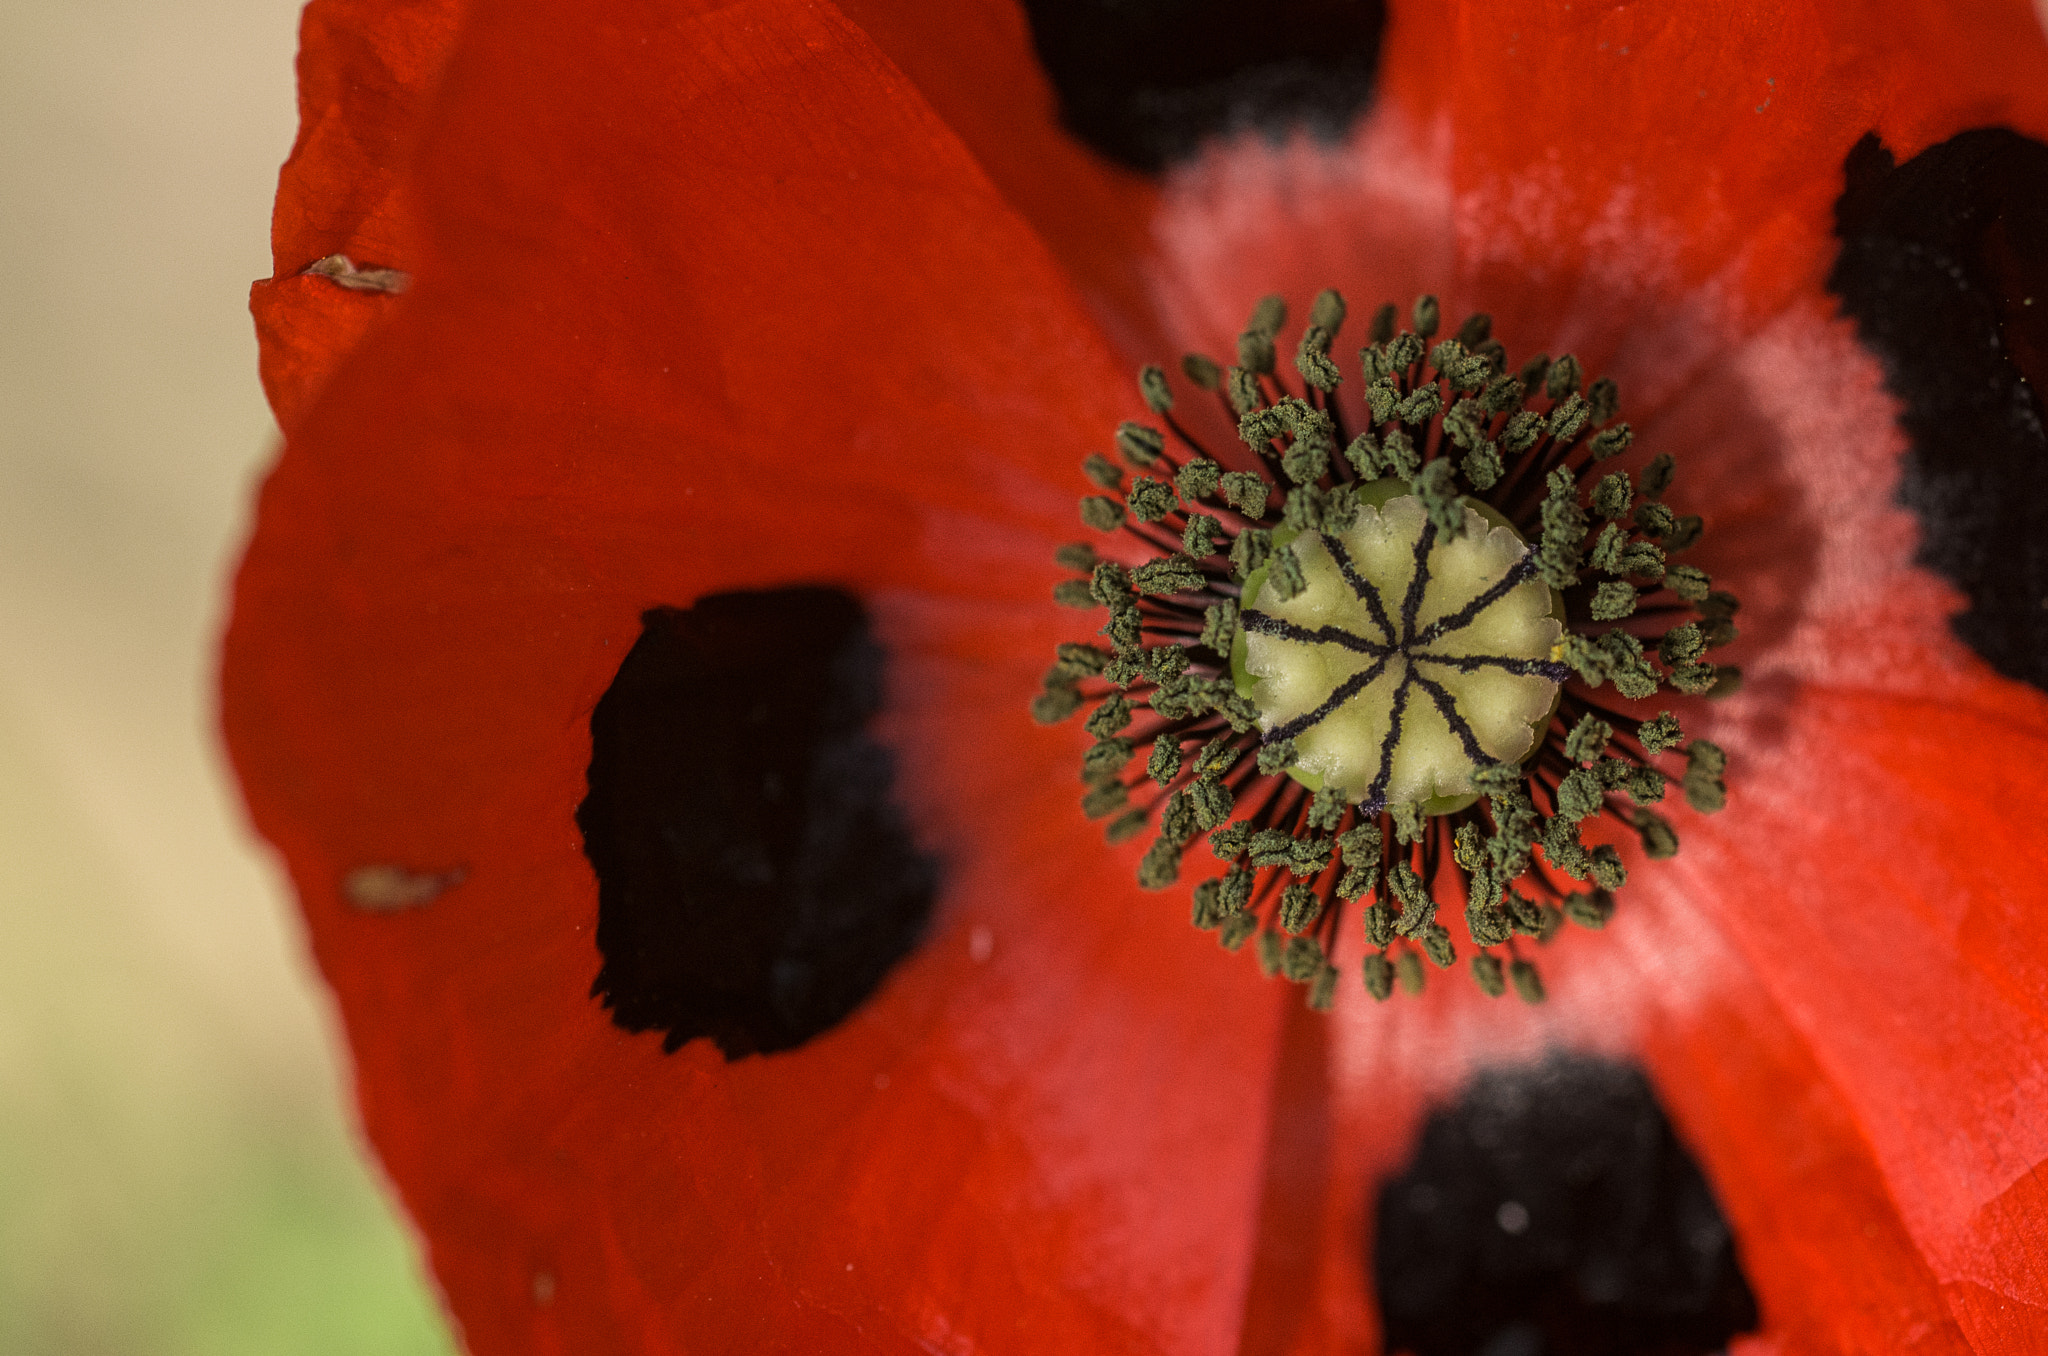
top-left (225, 0), bottom-right (2048, 1351)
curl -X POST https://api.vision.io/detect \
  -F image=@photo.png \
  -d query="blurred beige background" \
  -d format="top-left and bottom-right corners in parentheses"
top-left (0, 1), bottom-right (457, 1350)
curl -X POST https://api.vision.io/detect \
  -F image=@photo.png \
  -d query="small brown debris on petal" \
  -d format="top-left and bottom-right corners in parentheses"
top-left (343, 863), bottom-right (465, 911)
top-left (305, 253), bottom-right (411, 294)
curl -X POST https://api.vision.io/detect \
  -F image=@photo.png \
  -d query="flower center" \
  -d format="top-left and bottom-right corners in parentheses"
top-left (1238, 482), bottom-right (1564, 813)
top-left (1033, 291), bottom-right (1737, 1010)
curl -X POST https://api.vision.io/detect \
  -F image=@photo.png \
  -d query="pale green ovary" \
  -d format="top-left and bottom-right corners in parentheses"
top-left (1243, 494), bottom-right (1562, 805)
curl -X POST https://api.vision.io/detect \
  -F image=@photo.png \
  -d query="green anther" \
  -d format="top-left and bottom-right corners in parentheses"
top-left (1701, 617), bottom-right (1737, 650)
top-left (1558, 634), bottom-right (1609, 686)
top-left (1219, 867), bottom-right (1254, 912)
top-left (1659, 623), bottom-right (1706, 666)
top-left (1472, 761), bottom-right (1525, 799)
top-left (1385, 332), bottom-right (1424, 373)
top-left (1146, 737), bottom-right (1182, 786)
top-left (1589, 845), bottom-right (1627, 891)
top-left (1282, 434), bottom-right (1331, 486)
top-left (1089, 560), bottom-right (1133, 605)
top-left (1638, 711), bottom-right (1683, 754)
top-left (1599, 631), bottom-right (1661, 700)
top-left (1390, 801), bottom-right (1426, 845)
top-left (1054, 641), bottom-right (1111, 676)
top-left (1542, 817), bottom-right (1592, 879)
top-left (1220, 471), bottom-right (1270, 519)
top-left (1667, 661), bottom-right (1718, 695)
top-left (1237, 327), bottom-right (1277, 376)
top-left (1363, 900), bottom-right (1397, 947)
top-left (1389, 862), bottom-right (1435, 934)
top-left (1345, 431), bottom-right (1381, 478)
top-left (1505, 891), bottom-right (1545, 936)
top-left (1563, 890), bottom-right (1614, 929)
top-left (1590, 580), bottom-right (1637, 620)
top-left (1587, 375), bottom-right (1620, 425)
top-left (1684, 740), bottom-right (1727, 813)
top-left (1618, 540), bottom-right (1666, 580)
top-left (1564, 713), bottom-right (1612, 764)
top-left (1311, 288), bottom-right (1347, 332)
top-left (1589, 423), bottom-right (1634, 460)
top-left (1443, 398), bottom-right (1487, 449)
top-left (1366, 377), bottom-right (1399, 424)
top-left (1031, 685), bottom-right (1083, 724)
top-left (1082, 736), bottom-right (1135, 784)
top-left (1556, 766), bottom-right (1604, 821)
top-left (1200, 599), bottom-right (1239, 655)
top-left (1106, 809), bottom-right (1148, 844)
top-left (1133, 554), bottom-right (1206, 596)
top-left (1307, 784), bottom-right (1346, 832)
top-left (1395, 384), bottom-right (1444, 426)
top-left (1501, 410), bottom-right (1544, 454)
top-left (1189, 779), bottom-right (1232, 831)
top-left (1538, 467), bottom-right (1586, 588)
top-left (1248, 828), bottom-right (1296, 869)
top-left (1368, 302), bottom-right (1397, 344)
top-left (1256, 930), bottom-right (1284, 977)
top-left (1081, 780), bottom-right (1128, 819)
top-left (1461, 440), bottom-right (1505, 491)
top-left (1138, 835), bottom-right (1183, 889)
top-left (1591, 472), bottom-right (1633, 521)
top-left (1413, 294), bottom-right (1441, 338)
top-left (1191, 737), bottom-right (1240, 781)
top-left (1456, 312), bottom-right (1492, 346)
top-left (1510, 958), bottom-right (1546, 1004)
top-left (1053, 541), bottom-right (1100, 572)
top-left (1297, 327), bottom-right (1343, 391)
top-left (1053, 579), bottom-right (1096, 608)
top-left (1428, 339), bottom-right (1466, 376)
top-left (1248, 294), bottom-right (1286, 334)
top-left (1468, 900), bottom-right (1513, 947)
top-left (1662, 515), bottom-right (1704, 551)
top-left (1380, 428), bottom-right (1420, 478)
top-left (1143, 644), bottom-right (1191, 683)
top-left (1640, 451), bottom-right (1675, 498)
top-left (1624, 765), bottom-right (1666, 805)
top-left (1084, 694), bottom-right (1133, 737)
top-left (1589, 522), bottom-right (1627, 574)
top-left (1287, 836), bottom-right (1334, 876)
top-left (1452, 822), bottom-right (1485, 870)
top-left (1630, 808), bottom-right (1679, 858)
top-left (1127, 476), bottom-right (1176, 523)
top-left (1176, 460), bottom-right (1224, 507)
top-left (1411, 457), bottom-right (1466, 537)
top-left (1191, 878), bottom-right (1224, 930)
top-left (1481, 371), bottom-right (1524, 414)
top-left (1666, 564), bottom-right (1711, 601)
top-left (1080, 495), bottom-right (1125, 531)
top-left (1161, 790), bottom-right (1200, 844)
top-left (1139, 364), bottom-right (1174, 414)
top-left (1227, 366), bottom-right (1262, 417)
top-left (1183, 513), bottom-right (1223, 557)
top-left (1182, 352), bottom-right (1223, 390)
top-left (1280, 885), bottom-right (1324, 935)
top-left (1220, 910), bottom-right (1258, 951)
top-left (1396, 949), bottom-right (1427, 995)
top-left (1472, 952), bottom-right (1507, 997)
top-left (1231, 527), bottom-right (1273, 580)
top-left (1594, 756), bottom-right (1632, 790)
top-left (1322, 482), bottom-right (1361, 533)
top-left (1210, 821), bottom-right (1254, 861)
top-left (1117, 421), bottom-right (1166, 467)
top-left (1307, 963), bottom-right (1340, 1011)
top-left (1084, 452), bottom-right (1124, 489)
top-left (1338, 860), bottom-right (1379, 901)
top-left (1266, 545), bottom-right (1307, 601)
top-left (1634, 501), bottom-right (1677, 538)
top-left (1362, 952), bottom-right (1395, 1000)
top-left (1239, 404), bottom-right (1286, 446)
top-left (1420, 924), bottom-right (1456, 969)
top-left (1545, 353), bottom-right (1582, 399)
top-left (1548, 392), bottom-right (1589, 443)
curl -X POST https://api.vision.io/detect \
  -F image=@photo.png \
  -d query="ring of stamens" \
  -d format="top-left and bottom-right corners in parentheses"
top-left (1034, 291), bottom-right (1736, 1009)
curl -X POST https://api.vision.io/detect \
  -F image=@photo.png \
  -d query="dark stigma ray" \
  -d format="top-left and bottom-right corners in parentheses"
top-left (1411, 651), bottom-right (1571, 683)
top-left (1410, 671), bottom-right (1491, 766)
top-left (1321, 533), bottom-right (1397, 641)
top-left (1241, 609), bottom-right (1392, 656)
top-left (1268, 652), bottom-right (1397, 743)
top-left (1360, 670), bottom-right (1416, 815)
top-left (1396, 518), bottom-right (1438, 643)
top-left (1410, 553), bottom-right (1539, 645)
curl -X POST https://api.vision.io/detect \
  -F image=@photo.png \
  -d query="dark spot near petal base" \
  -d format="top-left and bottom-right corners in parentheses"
top-left (1019, 0), bottom-right (1386, 173)
top-left (1831, 128), bottom-right (2048, 690)
top-left (1373, 1055), bottom-right (1758, 1356)
top-left (579, 590), bottom-right (937, 1058)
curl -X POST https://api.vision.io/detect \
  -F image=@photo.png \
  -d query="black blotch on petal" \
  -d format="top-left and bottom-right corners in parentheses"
top-left (1830, 128), bottom-right (2048, 690)
top-left (1373, 1055), bottom-right (1758, 1356)
top-left (579, 590), bottom-right (937, 1059)
top-left (1019, 0), bottom-right (1386, 173)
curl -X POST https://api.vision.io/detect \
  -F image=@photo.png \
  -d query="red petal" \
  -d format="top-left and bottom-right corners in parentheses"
top-left (227, 1), bottom-right (1288, 1348)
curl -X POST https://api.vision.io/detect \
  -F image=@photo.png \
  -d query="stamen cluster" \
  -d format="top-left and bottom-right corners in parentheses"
top-left (1034, 292), bottom-right (1737, 1007)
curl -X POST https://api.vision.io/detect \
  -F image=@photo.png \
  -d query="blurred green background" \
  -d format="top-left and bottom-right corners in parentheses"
top-left (0, 0), bottom-right (459, 1351)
